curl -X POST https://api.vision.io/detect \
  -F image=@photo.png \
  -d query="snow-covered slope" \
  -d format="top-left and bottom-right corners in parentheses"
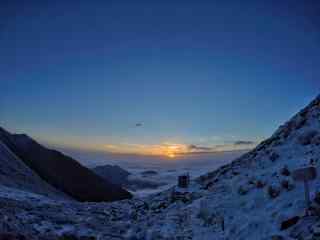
top-left (0, 140), bottom-right (69, 200)
top-left (121, 95), bottom-right (320, 239)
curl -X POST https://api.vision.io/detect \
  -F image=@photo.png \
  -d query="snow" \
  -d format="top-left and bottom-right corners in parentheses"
top-left (1, 95), bottom-right (320, 239)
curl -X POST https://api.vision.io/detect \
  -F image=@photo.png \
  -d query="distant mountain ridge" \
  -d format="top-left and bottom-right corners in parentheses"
top-left (0, 127), bottom-right (132, 202)
top-left (92, 164), bottom-right (167, 192)
top-left (92, 164), bottom-right (130, 186)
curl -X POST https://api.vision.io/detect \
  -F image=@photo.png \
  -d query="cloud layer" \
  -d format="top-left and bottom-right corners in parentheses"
top-left (103, 140), bottom-right (258, 157)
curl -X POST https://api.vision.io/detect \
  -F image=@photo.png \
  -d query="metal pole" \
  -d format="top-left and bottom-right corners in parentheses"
top-left (221, 217), bottom-right (224, 232)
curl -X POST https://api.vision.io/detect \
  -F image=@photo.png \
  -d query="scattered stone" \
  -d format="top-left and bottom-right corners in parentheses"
top-left (312, 135), bottom-right (320, 146)
top-left (270, 235), bottom-right (284, 240)
top-left (281, 121), bottom-right (296, 139)
top-left (298, 130), bottom-right (318, 145)
top-left (256, 180), bottom-right (266, 189)
top-left (280, 166), bottom-right (290, 176)
top-left (0, 233), bottom-right (27, 240)
top-left (314, 192), bottom-right (320, 205)
top-left (238, 185), bottom-right (249, 195)
top-left (308, 205), bottom-right (320, 217)
top-left (281, 180), bottom-right (294, 191)
top-left (270, 153), bottom-right (280, 162)
top-left (205, 181), bottom-right (213, 190)
top-left (280, 216), bottom-right (300, 231)
top-left (59, 234), bottom-right (79, 240)
top-left (267, 185), bottom-right (281, 199)
top-left (289, 216), bottom-right (316, 239)
top-left (79, 236), bottom-right (96, 240)
top-left (312, 224), bottom-right (320, 238)
top-left (232, 171), bottom-right (240, 176)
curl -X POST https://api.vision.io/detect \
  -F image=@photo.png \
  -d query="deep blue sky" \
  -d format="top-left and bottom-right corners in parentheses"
top-left (1, 1), bottom-right (319, 154)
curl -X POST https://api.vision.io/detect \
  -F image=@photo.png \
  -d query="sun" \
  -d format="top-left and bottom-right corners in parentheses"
top-left (164, 145), bottom-right (183, 158)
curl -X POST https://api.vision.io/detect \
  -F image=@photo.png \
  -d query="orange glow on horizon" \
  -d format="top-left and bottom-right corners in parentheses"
top-left (102, 141), bottom-right (257, 158)
top-left (104, 143), bottom-right (188, 158)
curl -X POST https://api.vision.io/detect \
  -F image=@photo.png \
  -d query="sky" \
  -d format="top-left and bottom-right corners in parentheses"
top-left (1, 0), bottom-right (320, 157)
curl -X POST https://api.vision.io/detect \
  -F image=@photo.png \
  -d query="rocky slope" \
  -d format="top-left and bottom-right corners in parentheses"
top-left (0, 127), bottom-right (132, 202)
top-left (1, 95), bottom-right (320, 239)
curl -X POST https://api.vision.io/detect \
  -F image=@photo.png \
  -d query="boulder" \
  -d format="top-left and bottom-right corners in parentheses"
top-left (280, 216), bottom-right (300, 231)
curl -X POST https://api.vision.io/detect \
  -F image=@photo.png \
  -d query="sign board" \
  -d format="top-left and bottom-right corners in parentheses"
top-left (292, 166), bottom-right (317, 211)
top-left (292, 167), bottom-right (317, 182)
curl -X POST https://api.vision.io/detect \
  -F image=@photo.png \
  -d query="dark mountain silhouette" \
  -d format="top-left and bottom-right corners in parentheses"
top-left (0, 139), bottom-right (69, 199)
top-left (0, 127), bottom-right (132, 202)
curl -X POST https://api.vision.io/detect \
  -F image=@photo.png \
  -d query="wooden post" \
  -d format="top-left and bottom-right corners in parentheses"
top-left (221, 217), bottom-right (225, 232)
top-left (304, 180), bottom-right (310, 208)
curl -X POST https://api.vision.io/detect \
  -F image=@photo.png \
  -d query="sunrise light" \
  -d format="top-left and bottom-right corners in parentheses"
top-left (103, 142), bottom-right (189, 158)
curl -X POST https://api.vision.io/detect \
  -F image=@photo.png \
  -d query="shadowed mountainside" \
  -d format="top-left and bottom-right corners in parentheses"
top-left (0, 127), bottom-right (132, 202)
top-left (0, 139), bottom-right (69, 200)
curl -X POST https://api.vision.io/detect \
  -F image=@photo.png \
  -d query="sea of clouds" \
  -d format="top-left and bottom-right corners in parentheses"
top-left (58, 147), bottom-right (247, 196)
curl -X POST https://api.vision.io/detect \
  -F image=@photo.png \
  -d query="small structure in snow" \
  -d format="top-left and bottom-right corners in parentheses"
top-left (171, 173), bottom-right (191, 202)
top-left (178, 173), bottom-right (190, 188)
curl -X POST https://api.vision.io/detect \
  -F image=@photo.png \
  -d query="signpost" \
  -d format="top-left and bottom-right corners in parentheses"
top-left (292, 166), bottom-right (317, 209)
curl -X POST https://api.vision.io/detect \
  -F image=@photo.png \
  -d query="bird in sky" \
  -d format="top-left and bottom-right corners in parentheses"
top-left (135, 123), bottom-right (143, 127)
